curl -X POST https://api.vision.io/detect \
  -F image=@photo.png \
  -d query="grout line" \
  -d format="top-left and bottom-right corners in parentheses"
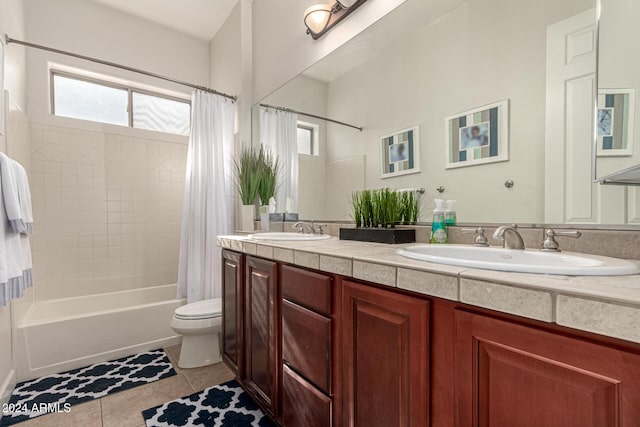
top-left (181, 372), bottom-right (196, 393)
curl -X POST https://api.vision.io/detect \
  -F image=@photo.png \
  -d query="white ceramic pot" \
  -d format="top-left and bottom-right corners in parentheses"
top-left (240, 204), bottom-right (255, 231)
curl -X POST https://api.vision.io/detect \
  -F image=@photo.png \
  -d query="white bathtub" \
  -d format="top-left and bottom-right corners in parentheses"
top-left (14, 284), bottom-right (186, 381)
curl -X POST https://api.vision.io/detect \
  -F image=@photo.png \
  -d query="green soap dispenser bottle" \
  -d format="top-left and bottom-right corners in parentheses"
top-left (430, 198), bottom-right (448, 244)
top-left (445, 200), bottom-right (457, 226)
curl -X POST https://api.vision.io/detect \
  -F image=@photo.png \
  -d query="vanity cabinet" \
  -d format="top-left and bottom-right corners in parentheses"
top-left (221, 250), bottom-right (244, 377)
top-left (342, 280), bottom-right (430, 427)
top-left (222, 249), bottom-right (640, 427)
top-left (454, 310), bottom-right (640, 427)
top-left (280, 265), bottom-right (338, 427)
top-left (244, 256), bottom-right (280, 418)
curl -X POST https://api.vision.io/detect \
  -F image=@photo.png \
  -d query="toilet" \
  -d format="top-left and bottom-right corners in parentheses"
top-left (170, 298), bottom-right (223, 368)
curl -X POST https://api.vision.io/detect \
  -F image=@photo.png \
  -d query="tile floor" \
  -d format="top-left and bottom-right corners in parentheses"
top-left (13, 344), bottom-right (235, 427)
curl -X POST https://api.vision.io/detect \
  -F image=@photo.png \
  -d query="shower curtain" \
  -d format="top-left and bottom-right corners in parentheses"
top-left (177, 91), bottom-right (235, 302)
top-left (259, 108), bottom-right (298, 212)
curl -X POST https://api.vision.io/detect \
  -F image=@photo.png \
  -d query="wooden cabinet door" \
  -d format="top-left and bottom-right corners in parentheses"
top-left (221, 250), bottom-right (243, 377)
top-left (342, 280), bottom-right (430, 427)
top-left (244, 256), bottom-right (280, 417)
top-left (282, 364), bottom-right (332, 427)
top-left (455, 310), bottom-right (640, 427)
top-left (282, 300), bottom-right (332, 394)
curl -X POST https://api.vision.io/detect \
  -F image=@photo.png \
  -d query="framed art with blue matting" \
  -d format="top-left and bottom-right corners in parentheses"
top-left (597, 88), bottom-right (635, 157)
top-left (445, 99), bottom-right (509, 169)
top-left (380, 126), bottom-right (420, 179)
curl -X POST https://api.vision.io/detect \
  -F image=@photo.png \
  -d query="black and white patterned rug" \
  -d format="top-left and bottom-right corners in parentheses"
top-left (0, 349), bottom-right (175, 426)
top-left (142, 380), bottom-right (276, 427)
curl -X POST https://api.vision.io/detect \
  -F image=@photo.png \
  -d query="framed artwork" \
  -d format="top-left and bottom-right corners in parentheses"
top-left (445, 99), bottom-right (509, 169)
top-left (380, 126), bottom-right (420, 179)
top-left (597, 88), bottom-right (635, 157)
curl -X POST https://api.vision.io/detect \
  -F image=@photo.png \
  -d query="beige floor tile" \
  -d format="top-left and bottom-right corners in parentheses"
top-left (100, 373), bottom-right (193, 427)
top-left (15, 400), bottom-right (102, 427)
top-left (165, 344), bottom-right (181, 360)
top-left (164, 345), bottom-right (182, 373)
top-left (182, 361), bottom-right (235, 392)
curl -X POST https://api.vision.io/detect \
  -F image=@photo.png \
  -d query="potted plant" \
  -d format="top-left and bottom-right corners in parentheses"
top-left (343, 188), bottom-right (416, 244)
top-left (399, 191), bottom-right (420, 224)
top-left (234, 146), bottom-right (261, 231)
top-left (257, 146), bottom-right (279, 214)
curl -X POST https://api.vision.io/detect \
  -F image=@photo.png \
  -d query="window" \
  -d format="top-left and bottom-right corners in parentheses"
top-left (297, 121), bottom-right (319, 155)
top-left (132, 92), bottom-right (190, 135)
top-left (297, 125), bottom-right (313, 155)
top-left (52, 74), bottom-right (129, 126)
top-left (51, 71), bottom-right (191, 135)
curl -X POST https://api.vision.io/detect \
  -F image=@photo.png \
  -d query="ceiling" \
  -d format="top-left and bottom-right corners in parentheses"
top-left (90, 0), bottom-right (239, 41)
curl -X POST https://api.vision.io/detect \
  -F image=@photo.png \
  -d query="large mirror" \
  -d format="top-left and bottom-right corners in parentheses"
top-left (595, 0), bottom-right (640, 185)
top-left (253, 0), bottom-right (639, 226)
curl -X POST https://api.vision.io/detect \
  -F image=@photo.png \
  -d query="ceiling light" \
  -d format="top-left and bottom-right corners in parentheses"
top-left (304, 0), bottom-right (368, 40)
top-left (304, 4), bottom-right (332, 36)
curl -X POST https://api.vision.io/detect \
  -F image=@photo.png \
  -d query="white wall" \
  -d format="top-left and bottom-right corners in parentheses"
top-left (1, 0), bottom-right (27, 111)
top-left (24, 0), bottom-right (210, 126)
top-left (210, 3), bottom-right (242, 97)
top-left (0, 0), bottom-right (28, 409)
top-left (262, 75), bottom-right (328, 218)
top-left (252, 0), bottom-right (406, 103)
top-left (598, 0), bottom-right (640, 177)
top-left (325, 0), bottom-right (592, 223)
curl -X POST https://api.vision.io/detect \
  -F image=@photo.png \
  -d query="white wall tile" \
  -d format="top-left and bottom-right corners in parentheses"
top-left (31, 123), bottom-right (186, 301)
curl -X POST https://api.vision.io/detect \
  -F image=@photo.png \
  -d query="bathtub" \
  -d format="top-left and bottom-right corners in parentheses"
top-left (14, 284), bottom-right (186, 381)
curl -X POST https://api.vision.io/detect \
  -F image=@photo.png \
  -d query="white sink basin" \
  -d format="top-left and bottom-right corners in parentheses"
top-left (397, 245), bottom-right (640, 276)
top-left (249, 232), bottom-right (332, 241)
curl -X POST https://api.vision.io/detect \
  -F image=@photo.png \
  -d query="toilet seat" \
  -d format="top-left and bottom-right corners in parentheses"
top-left (174, 298), bottom-right (222, 320)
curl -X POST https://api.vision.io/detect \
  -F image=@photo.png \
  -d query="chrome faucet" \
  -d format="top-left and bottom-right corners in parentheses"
top-left (292, 221), bottom-right (324, 235)
top-left (492, 224), bottom-right (525, 249)
top-left (461, 227), bottom-right (489, 247)
top-left (541, 229), bottom-right (581, 252)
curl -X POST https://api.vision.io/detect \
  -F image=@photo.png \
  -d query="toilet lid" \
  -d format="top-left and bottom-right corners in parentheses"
top-left (175, 299), bottom-right (222, 320)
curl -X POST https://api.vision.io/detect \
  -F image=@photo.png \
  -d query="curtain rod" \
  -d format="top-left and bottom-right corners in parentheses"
top-left (259, 103), bottom-right (363, 131)
top-left (4, 35), bottom-right (236, 101)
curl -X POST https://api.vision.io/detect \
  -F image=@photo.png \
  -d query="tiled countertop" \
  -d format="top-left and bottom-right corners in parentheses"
top-left (217, 235), bottom-right (640, 345)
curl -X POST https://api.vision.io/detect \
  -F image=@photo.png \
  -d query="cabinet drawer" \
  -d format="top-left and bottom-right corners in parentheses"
top-left (281, 265), bottom-right (331, 316)
top-left (282, 364), bottom-right (332, 427)
top-left (282, 300), bottom-right (331, 394)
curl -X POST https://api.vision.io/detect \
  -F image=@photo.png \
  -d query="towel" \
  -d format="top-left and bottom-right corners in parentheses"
top-left (12, 160), bottom-right (33, 234)
top-left (0, 152), bottom-right (25, 233)
top-left (0, 154), bottom-right (34, 307)
top-left (0, 184), bottom-right (29, 306)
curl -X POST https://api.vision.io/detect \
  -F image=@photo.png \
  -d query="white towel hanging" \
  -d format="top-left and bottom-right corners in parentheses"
top-left (0, 153), bottom-right (34, 306)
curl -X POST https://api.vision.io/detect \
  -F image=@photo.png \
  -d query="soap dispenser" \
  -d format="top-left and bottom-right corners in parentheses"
top-left (445, 200), bottom-right (457, 226)
top-left (430, 199), bottom-right (448, 244)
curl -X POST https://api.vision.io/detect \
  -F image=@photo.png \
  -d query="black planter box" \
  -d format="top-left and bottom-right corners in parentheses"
top-left (339, 227), bottom-right (416, 244)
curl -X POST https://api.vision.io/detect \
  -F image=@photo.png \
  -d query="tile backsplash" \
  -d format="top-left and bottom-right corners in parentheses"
top-left (30, 123), bottom-right (187, 300)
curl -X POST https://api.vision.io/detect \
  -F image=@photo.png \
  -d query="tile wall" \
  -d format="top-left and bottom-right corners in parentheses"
top-left (30, 123), bottom-right (187, 300)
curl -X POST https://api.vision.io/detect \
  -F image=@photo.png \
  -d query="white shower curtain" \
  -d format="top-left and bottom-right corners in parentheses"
top-left (259, 108), bottom-right (298, 212)
top-left (177, 91), bottom-right (235, 303)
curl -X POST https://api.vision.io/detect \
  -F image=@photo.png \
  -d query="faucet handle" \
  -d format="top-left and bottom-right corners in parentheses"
top-left (461, 227), bottom-right (489, 247)
top-left (542, 229), bottom-right (582, 252)
top-left (316, 224), bottom-right (326, 235)
top-left (291, 222), bottom-right (304, 233)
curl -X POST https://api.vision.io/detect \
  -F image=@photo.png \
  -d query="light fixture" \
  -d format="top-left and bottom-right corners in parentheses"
top-left (304, 0), bottom-right (368, 40)
top-left (336, 0), bottom-right (358, 8)
top-left (304, 4), bottom-right (332, 35)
